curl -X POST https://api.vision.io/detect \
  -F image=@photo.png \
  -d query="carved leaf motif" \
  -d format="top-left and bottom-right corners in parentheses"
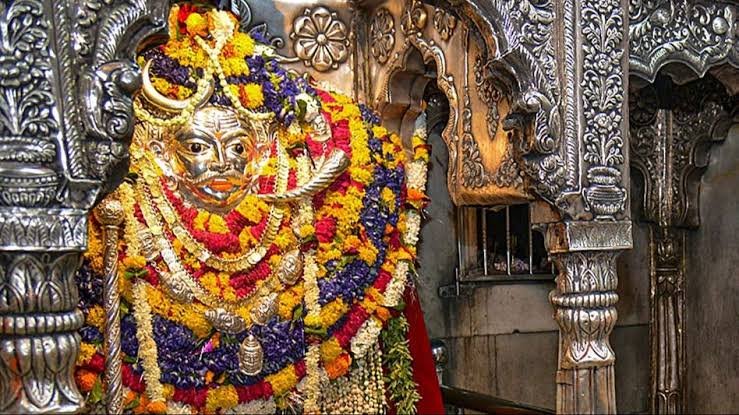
top-left (0, 0), bottom-right (58, 163)
top-left (401, 0), bottom-right (427, 34)
top-left (433, 8), bottom-right (457, 41)
top-left (629, 0), bottom-right (737, 80)
top-left (26, 337), bottom-right (54, 408)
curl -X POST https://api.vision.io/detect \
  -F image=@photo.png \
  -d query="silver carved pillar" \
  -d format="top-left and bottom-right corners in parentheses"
top-left (0, 233), bottom-right (86, 413)
top-left (550, 250), bottom-right (619, 414)
top-left (545, 0), bottom-right (631, 411)
top-left (629, 78), bottom-right (732, 414)
top-left (0, 0), bottom-right (167, 413)
top-left (541, 221), bottom-right (631, 414)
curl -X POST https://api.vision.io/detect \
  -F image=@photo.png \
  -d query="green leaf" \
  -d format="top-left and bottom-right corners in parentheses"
top-left (90, 378), bottom-right (103, 404)
top-left (292, 304), bottom-right (304, 321)
top-left (304, 325), bottom-right (327, 337)
top-left (125, 395), bottom-right (140, 411)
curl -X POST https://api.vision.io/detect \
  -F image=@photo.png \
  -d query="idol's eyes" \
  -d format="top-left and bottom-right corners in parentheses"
top-left (225, 137), bottom-right (251, 158)
top-left (180, 137), bottom-right (211, 155)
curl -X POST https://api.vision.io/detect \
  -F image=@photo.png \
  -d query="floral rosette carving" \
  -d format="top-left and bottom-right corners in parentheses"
top-left (74, 5), bottom-right (431, 414)
top-left (290, 6), bottom-right (350, 72)
top-left (370, 8), bottom-right (395, 64)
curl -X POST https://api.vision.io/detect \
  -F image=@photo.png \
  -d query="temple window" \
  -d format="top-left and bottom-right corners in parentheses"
top-left (455, 204), bottom-right (554, 282)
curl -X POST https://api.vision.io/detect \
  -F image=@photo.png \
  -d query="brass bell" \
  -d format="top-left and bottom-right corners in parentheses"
top-left (277, 249), bottom-right (303, 285)
top-left (239, 334), bottom-right (264, 376)
top-left (250, 293), bottom-right (278, 326)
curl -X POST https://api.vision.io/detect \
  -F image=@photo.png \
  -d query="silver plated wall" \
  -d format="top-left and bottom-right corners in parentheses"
top-left (630, 76), bottom-right (734, 414)
top-left (0, 0), bottom-right (168, 412)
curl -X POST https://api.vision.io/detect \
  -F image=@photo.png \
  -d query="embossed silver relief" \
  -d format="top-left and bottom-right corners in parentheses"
top-left (549, 249), bottom-right (620, 414)
top-left (0, 0), bottom-right (168, 412)
top-left (469, 0), bottom-right (565, 205)
top-left (68, 0), bottom-right (168, 206)
top-left (291, 7), bottom-right (350, 72)
top-left (629, 77), bottom-right (732, 415)
top-left (401, 0), bottom-right (428, 35)
top-left (0, 0), bottom-right (61, 208)
top-left (629, 0), bottom-right (738, 83)
top-left (370, 8), bottom-right (395, 64)
top-left (581, 0), bottom-right (627, 220)
top-left (0, 252), bottom-right (85, 413)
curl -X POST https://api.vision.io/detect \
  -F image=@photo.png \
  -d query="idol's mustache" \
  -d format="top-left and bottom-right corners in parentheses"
top-left (192, 169), bottom-right (244, 185)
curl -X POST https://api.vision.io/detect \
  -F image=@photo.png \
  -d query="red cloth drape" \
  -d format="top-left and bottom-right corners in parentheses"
top-left (403, 288), bottom-right (445, 414)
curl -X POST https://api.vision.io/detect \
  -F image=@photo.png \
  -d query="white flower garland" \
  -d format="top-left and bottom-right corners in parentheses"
top-left (167, 401), bottom-right (193, 414)
top-left (131, 281), bottom-right (165, 403)
top-left (225, 398), bottom-right (277, 414)
top-left (350, 317), bottom-right (383, 358)
top-left (296, 153), bottom-right (323, 413)
top-left (382, 260), bottom-right (409, 308)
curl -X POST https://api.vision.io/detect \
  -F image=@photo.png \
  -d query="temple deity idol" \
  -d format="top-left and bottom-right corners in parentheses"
top-left (74, 3), bottom-right (443, 414)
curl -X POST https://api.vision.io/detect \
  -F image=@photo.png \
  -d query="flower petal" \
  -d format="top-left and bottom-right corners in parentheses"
top-left (311, 46), bottom-right (333, 72)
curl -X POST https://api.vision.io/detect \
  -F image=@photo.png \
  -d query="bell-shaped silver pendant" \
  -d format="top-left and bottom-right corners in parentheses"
top-left (239, 334), bottom-right (264, 376)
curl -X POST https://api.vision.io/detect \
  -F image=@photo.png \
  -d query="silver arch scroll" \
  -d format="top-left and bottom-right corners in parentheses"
top-left (0, 0), bottom-right (168, 413)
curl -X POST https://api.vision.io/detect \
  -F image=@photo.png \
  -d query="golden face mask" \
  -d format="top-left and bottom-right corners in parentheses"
top-left (152, 105), bottom-right (272, 212)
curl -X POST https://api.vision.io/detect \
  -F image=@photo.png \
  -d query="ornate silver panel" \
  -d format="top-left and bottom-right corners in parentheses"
top-left (629, 76), bottom-right (734, 414)
top-left (629, 0), bottom-right (739, 83)
top-left (462, 0), bottom-right (565, 204)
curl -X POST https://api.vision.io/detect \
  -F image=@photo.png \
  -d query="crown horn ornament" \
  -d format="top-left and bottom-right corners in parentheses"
top-left (141, 59), bottom-right (215, 112)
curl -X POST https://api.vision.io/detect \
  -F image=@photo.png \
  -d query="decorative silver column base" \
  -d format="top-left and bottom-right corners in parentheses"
top-left (550, 250), bottom-right (620, 414)
top-left (0, 251), bottom-right (85, 414)
top-left (0, 208), bottom-right (88, 413)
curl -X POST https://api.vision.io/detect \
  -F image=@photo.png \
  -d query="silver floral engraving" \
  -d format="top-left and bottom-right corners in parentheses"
top-left (581, 0), bottom-right (627, 220)
top-left (291, 7), bottom-right (350, 72)
top-left (629, 0), bottom-right (738, 82)
top-left (0, 0), bottom-right (61, 208)
top-left (370, 8), bottom-right (395, 64)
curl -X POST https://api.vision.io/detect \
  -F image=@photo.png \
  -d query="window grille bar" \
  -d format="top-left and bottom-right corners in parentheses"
top-left (505, 206), bottom-right (511, 276)
top-left (528, 205), bottom-right (533, 275)
top-left (482, 208), bottom-right (488, 276)
top-left (456, 209), bottom-right (464, 276)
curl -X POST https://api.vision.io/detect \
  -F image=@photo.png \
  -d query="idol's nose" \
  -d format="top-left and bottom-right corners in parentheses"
top-left (209, 146), bottom-right (230, 173)
top-left (208, 160), bottom-right (230, 173)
